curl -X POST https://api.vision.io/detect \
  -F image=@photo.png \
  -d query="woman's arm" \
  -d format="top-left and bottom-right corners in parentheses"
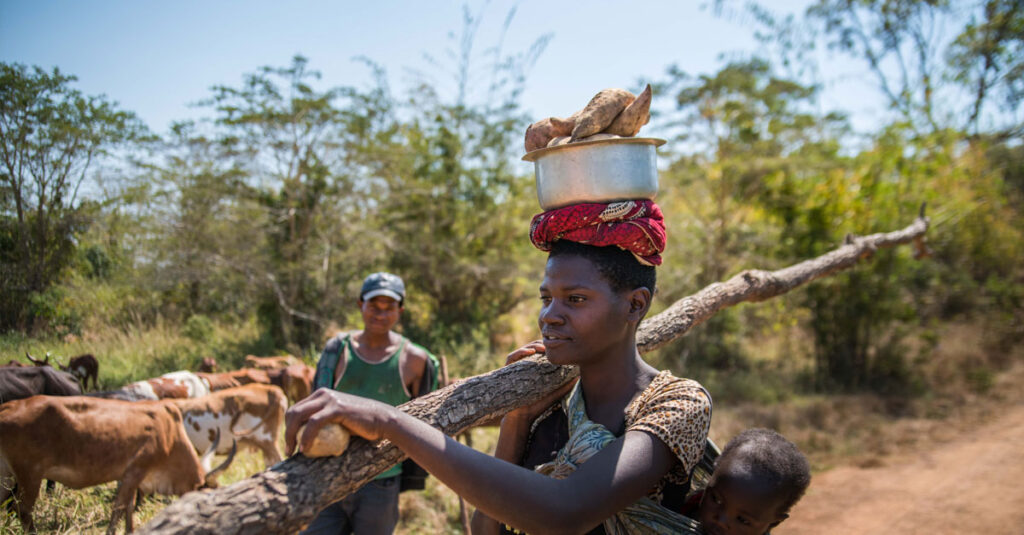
top-left (285, 389), bottom-right (677, 535)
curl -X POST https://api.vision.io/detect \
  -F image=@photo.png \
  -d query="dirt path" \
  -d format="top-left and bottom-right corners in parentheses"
top-left (778, 402), bottom-right (1024, 535)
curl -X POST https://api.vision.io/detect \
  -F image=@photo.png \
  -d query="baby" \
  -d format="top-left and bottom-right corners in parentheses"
top-left (693, 428), bottom-right (811, 535)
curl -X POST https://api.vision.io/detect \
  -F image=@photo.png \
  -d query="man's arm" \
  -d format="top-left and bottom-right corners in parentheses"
top-left (312, 334), bottom-right (347, 391)
top-left (400, 343), bottom-right (429, 398)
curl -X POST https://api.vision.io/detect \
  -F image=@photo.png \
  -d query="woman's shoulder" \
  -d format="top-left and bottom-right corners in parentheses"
top-left (634, 370), bottom-right (711, 411)
top-left (626, 370), bottom-right (714, 493)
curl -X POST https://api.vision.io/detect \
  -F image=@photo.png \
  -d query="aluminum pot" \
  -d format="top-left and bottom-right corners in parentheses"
top-left (523, 137), bottom-right (666, 210)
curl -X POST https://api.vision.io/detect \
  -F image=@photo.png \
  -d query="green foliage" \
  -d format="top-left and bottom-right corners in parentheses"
top-left (183, 314), bottom-right (215, 342)
top-left (0, 62), bottom-right (148, 333)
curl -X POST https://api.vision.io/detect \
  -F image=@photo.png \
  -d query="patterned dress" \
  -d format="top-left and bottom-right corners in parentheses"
top-left (525, 370), bottom-right (713, 534)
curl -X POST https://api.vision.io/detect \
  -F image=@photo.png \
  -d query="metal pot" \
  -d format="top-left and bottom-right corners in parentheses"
top-left (523, 137), bottom-right (666, 210)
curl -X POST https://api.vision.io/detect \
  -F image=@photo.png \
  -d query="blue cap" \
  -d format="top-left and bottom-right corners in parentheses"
top-left (360, 272), bottom-right (405, 303)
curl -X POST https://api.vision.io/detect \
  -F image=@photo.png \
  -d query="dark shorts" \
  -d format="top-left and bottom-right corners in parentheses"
top-left (301, 476), bottom-right (401, 535)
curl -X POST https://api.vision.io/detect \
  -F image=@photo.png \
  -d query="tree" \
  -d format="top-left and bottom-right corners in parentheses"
top-left (199, 56), bottom-right (373, 351)
top-left (946, 0), bottom-right (1024, 136)
top-left (802, 0), bottom-right (1024, 136)
top-left (0, 63), bottom-right (147, 332)
top-left (657, 59), bottom-right (851, 379)
top-left (371, 7), bottom-right (550, 371)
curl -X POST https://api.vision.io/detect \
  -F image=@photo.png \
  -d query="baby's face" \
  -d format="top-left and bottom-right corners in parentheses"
top-left (697, 470), bottom-right (787, 535)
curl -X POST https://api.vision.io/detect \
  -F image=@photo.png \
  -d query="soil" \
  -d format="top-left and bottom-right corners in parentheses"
top-left (777, 401), bottom-right (1024, 535)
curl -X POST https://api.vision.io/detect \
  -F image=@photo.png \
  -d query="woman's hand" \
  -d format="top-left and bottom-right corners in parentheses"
top-left (504, 339), bottom-right (547, 366)
top-left (284, 388), bottom-right (397, 456)
top-left (501, 340), bottom-right (577, 429)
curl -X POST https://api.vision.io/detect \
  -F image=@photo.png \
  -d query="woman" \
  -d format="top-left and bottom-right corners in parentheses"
top-left (286, 202), bottom-right (711, 534)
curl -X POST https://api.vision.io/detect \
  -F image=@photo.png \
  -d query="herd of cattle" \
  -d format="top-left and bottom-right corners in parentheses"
top-left (0, 352), bottom-right (315, 534)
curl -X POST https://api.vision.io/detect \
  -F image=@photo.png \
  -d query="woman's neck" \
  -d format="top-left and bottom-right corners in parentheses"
top-left (577, 342), bottom-right (658, 433)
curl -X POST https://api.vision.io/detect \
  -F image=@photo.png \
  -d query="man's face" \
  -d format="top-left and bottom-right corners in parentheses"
top-left (359, 295), bottom-right (402, 335)
top-left (537, 254), bottom-right (632, 367)
top-left (697, 458), bottom-right (788, 535)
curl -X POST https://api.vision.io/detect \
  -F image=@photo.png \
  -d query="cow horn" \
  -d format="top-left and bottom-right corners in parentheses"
top-left (199, 427), bottom-right (222, 473)
top-left (204, 438), bottom-right (238, 488)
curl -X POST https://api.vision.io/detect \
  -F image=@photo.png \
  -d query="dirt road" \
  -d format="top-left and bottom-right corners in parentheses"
top-left (778, 402), bottom-right (1024, 534)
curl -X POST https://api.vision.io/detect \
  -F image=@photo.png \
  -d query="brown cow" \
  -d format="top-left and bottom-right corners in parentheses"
top-left (171, 383), bottom-right (287, 470)
top-left (58, 353), bottom-right (99, 390)
top-left (244, 354), bottom-right (299, 370)
top-left (195, 368), bottom-right (271, 391)
top-left (197, 357), bottom-right (218, 373)
top-left (268, 363), bottom-right (314, 404)
top-left (0, 395), bottom-right (236, 534)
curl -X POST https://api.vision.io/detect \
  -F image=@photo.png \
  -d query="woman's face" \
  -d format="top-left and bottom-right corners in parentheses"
top-left (538, 254), bottom-right (633, 367)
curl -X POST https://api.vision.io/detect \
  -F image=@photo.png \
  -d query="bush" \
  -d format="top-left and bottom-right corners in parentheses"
top-left (183, 314), bottom-right (215, 342)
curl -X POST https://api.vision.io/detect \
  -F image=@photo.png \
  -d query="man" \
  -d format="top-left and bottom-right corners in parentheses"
top-left (303, 272), bottom-right (438, 535)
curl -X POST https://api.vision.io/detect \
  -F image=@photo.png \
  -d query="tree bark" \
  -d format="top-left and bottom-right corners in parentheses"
top-left (139, 213), bottom-right (929, 534)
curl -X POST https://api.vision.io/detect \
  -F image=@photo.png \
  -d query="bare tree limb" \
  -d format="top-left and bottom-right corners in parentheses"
top-left (139, 212), bottom-right (929, 534)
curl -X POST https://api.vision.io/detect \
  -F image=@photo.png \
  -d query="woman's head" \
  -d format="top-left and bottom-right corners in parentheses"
top-left (539, 241), bottom-right (655, 366)
top-left (548, 240), bottom-right (656, 295)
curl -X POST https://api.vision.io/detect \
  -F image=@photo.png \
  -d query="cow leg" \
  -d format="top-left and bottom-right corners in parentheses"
top-left (0, 456), bottom-right (13, 507)
top-left (12, 471), bottom-right (41, 533)
top-left (250, 437), bottom-right (282, 466)
top-left (108, 473), bottom-right (142, 535)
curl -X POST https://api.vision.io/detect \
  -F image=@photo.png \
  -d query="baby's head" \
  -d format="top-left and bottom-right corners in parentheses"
top-left (698, 428), bottom-right (811, 535)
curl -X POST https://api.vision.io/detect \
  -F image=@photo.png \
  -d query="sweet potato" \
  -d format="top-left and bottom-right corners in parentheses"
top-left (577, 133), bottom-right (622, 143)
top-left (547, 135), bottom-right (571, 147)
top-left (570, 88), bottom-right (635, 141)
top-left (525, 116), bottom-right (575, 152)
top-left (605, 84), bottom-right (652, 137)
top-left (299, 422), bottom-right (351, 458)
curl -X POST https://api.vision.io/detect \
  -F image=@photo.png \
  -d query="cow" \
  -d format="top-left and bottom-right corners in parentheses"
top-left (58, 353), bottom-right (99, 391)
top-left (244, 354), bottom-right (299, 370)
top-left (195, 368), bottom-right (271, 391)
top-left (197, 357), bottom-right (218, 373)
top-left (0, 366), bottom-right (81, 404)
top-left (94, 371), bottom-right (212, 401)
top-left (267, 363), bottom-right (314, 404)
top-left (0, 395), bottom-right (236, 534)
top-left (3, 359), bottom-right (27, 367)
top-left (171, 383), bottom-right (287, 469)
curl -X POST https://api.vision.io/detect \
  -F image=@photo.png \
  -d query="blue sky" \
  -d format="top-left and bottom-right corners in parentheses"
top-left (1, 0), bottom-right (882, 136)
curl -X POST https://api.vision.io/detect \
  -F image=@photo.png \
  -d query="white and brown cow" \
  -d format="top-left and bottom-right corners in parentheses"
top-left (107, 370), bottom-right (212, 401)
top-left (0, 395), bottom-right (235, 534)
top-left (171, 383), bottom-right (287, 469)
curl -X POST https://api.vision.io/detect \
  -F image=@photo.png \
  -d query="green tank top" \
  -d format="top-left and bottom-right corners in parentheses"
top-left (333, 336), bottom-right (411, 407)
top-left (330, 334), bottom-right (409, 479)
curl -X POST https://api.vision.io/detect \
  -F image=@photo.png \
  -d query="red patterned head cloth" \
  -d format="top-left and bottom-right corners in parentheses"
top-left (529, 200), bottom-right (666, 266)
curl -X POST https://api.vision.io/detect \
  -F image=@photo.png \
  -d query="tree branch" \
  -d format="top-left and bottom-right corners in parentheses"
top-left (139, 212), bottom-right (929, 534)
